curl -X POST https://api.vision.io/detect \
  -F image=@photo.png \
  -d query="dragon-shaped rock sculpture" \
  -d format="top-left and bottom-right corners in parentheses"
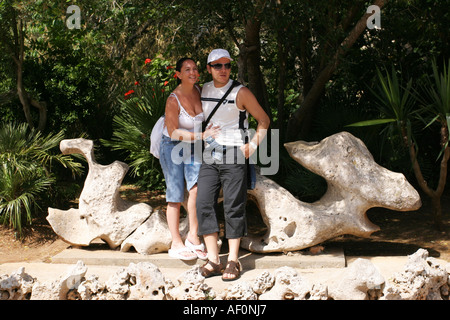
top-left (47, 132), bottom-right (421, 254)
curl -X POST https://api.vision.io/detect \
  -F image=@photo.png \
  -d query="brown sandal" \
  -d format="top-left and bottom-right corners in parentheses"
top-left (200, 260), bottom-right (223, 278)
top-left (222, 260), bottom-right (241, 282)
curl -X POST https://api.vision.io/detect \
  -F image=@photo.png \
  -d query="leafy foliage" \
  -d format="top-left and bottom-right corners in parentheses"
top-left (420, 59), bottom-right (450, 148)
top-left (347, 61), bottom-right (450, 228)
top-left (0, 122), bottom-right (83, 236)
top-left (102, 57), bottom-right (177, 189)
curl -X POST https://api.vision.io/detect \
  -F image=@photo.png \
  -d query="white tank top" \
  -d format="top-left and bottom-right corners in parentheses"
top-left (201, 79), bottom-right (248, 146)
top-left (163, 93), bottom-right (204, 137)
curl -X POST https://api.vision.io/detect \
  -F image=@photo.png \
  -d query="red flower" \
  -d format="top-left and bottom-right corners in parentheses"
top-left (124, 89), bottom-right (135, 97)
top-left (173, 73), bottom-right (177, 78)
top-left (166, 65), bottom-right (174, 70)
top-left (164, 81), bottom-right (169, 86)
top-left (134, 81), bottom-right (139, 86)
top-left (145, 58), bottom-right (152, 64)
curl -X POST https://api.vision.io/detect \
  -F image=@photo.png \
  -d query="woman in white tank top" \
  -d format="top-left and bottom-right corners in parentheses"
top-left (159, 58), bottom-right (219, 261)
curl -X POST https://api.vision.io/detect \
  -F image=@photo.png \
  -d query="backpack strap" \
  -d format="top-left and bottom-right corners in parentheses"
top-left (202, 80), bottom-right (240, 132)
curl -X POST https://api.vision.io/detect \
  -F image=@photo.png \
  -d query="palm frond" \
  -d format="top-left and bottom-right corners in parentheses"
top-left (0, 161), bottom-right (54, 235)
top-left (0, 122), bottom-right (84, 236)
top-left (420, 59), bottom-right (450, 137)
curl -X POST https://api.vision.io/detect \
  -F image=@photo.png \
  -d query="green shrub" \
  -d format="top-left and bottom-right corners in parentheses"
top-left (102, 56), bottom-right (177, 190)
top-left (0, 122), bottom-right (83, 236)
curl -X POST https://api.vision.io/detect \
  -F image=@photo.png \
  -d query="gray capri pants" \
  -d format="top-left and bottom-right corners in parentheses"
top-left (196, 158), bottom-right (247, 239)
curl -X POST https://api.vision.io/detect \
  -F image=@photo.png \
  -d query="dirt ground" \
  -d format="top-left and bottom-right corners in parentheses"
top-left (0, 186), bottom-right (449, 264)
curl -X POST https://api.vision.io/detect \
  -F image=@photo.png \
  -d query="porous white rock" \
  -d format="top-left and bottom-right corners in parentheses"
top-left (241, 132), bottom-right (421, 253)
top-left (30, 260), bottom-right (87, 300)
top-left (166, 266), bottom-right (215, 300)
top-left (252, 270), bottom-right (275, 295)
top-left (0, 267), bottom-right (35, 300)
top-left (60, 260), bottom-right (87, 299)
top-left (47, 133), bottom-right (421, 255)
top-left (120, 210), bottom-right (188, 254)
top-left (47, 138), bottom-right (152, 249)
top-left (258, 266), bottom-right (314, 300)
top-left (382, 249), bottom-right (449, 300)
top-left (327, 258), bottom-right (385, 300)
top-left (309, 283), bottom-right (329, 300)
top-left (127, 262), bottom-right (167, 300)
top-left (2, 249), bottom-right (448, 300)
top-left (77, 275), bottom-right (107, 300)
top-left (30, 280), bottom-right (61, 300)
top-left (104, 267), bottom-right (132, 299)
top-left (220, 281), bottom-right (258, 300)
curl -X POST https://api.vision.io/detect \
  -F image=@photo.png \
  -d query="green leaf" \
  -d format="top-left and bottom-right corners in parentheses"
top-left (346, 119), bottom-right (396, 127)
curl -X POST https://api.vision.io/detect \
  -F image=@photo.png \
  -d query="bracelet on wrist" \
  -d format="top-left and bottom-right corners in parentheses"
top-left (249, 141), bottom-right (257, 150)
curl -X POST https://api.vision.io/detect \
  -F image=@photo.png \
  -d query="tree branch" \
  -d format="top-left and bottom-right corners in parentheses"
top-left (286, 0), bottom-right (387, 141)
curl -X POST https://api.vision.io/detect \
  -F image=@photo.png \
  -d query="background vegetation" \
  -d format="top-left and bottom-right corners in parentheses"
top-left (0, 0), bottom-right (449, 234)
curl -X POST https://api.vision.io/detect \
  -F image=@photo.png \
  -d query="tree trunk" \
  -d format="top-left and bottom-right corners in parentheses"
top-left (286, 0), bottom-right (387, 141)
top-left (276, 30), bottom-right (287, 131)
top-left (244, 17), bottom-right (272, 121)
top-left (431, 196), bottom-right (443, 232)
top-left (408, 128), bottom-right (449, 231)
top-left (16, 57), bottom-right (34, 129)
top-left (30, 98), bottom-right (47, 131)
top-left (11, 13), bottom-right (47, 131)
top-left (236, 43), bottom-right (247, 85)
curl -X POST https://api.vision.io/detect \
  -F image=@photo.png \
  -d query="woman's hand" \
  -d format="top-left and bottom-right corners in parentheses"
top-left (202, 124), bottom-right (221, 140)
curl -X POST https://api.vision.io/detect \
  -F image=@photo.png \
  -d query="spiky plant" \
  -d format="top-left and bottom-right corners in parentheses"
top-left (348, 62), bottom-right (450, 230)
top-left (102, 78), bottom-right (174, 189)
top-left (0, 122), bottom-right (83, 236)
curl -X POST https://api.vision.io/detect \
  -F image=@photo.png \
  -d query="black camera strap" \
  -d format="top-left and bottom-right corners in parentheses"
top-left (202, 80), bottom-right (240, 131)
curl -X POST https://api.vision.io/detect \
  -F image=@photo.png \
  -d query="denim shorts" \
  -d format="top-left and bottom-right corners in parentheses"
top-left (159, 135), bottom-right (201, 203)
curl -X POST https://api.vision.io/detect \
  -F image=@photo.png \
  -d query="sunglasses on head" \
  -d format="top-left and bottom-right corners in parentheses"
top-left (209, 63), bottom-right (232, 70)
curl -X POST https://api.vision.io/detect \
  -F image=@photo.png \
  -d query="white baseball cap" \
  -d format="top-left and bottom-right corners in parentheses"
top-left (207, 49), bottom-right (233, 64)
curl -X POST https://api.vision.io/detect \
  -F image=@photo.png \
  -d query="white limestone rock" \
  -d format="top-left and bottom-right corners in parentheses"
top-left (120, 210), bottom-right (188, 254)
top-left (127, 262), bottom-right (167, 300)
top-left (47, 133), bottom-right (421, 255)
top-left (0, 267), bottom-right (35, 300)
top-left (382, 249), bottom-right (449, 300)
top-left (252, 270), bottom-right (275, 295)
top-left (104, 267), bottom-right (131, 300)
top-left (47, 138), bottom-right (152, 249)
top-left (30, 260), bottom-right (87, 300)
top-left (328, 258), bottom-right (385, 300)
top-left (77, 275), bottom-right (108, 300)
top-left (30, 280), bottom-right (61, 300)
top-left (259, 267), bottom-right (313, 300)
top-left (242, 132), bottom-right (421, 253)
top-left (166, 265), bottom-right (215, 300)
top-left (220, 281), bottom-right (258, 300)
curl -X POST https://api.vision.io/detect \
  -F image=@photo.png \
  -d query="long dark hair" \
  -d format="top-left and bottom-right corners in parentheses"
top-left (175, 57), bottom-right (195, 85)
